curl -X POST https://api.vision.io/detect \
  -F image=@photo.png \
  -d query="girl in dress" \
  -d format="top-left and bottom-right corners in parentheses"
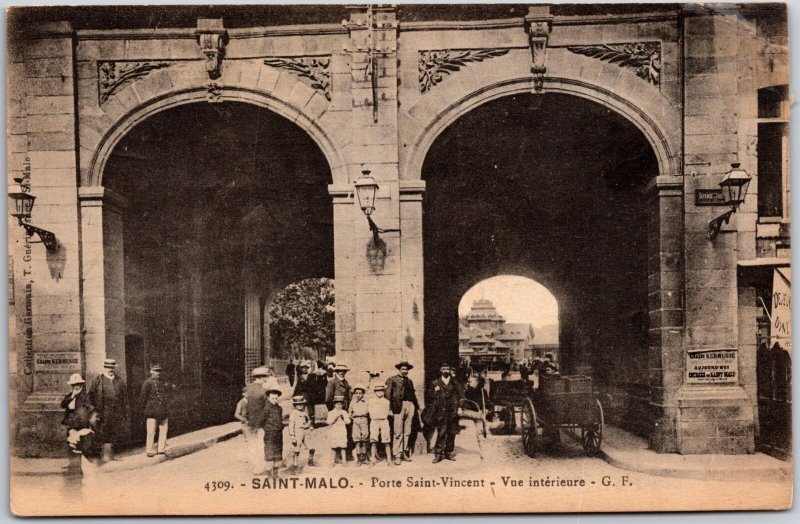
top-left (326, 395), bottom-right (351, 467)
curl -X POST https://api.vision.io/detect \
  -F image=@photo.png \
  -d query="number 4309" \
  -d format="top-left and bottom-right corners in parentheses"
top-left (205, 481), bottom-right (232, 492)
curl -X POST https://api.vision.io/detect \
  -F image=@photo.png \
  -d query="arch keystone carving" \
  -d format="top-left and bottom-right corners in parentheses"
top-left (524, 5), bottom-right (553, 93)
top-left (196, 18), bottom-right (228, 80)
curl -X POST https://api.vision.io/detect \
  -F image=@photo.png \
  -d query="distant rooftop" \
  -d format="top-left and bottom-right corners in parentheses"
top-left (464, 298), bottom-right (505, 323)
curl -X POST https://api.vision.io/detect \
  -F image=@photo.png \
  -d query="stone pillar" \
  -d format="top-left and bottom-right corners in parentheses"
top-left (399, 181), bottom-right (426, 386)
top-left (676, 12), bottom-right (755, 454)
top-left (79, 187), bottom-right (128, 380)
top-left (262, 301), bottom-right (271, 362)
top-left (334, 5), bottom-right (423, 387)
top-left (647, 175), bottom-right (684, 452)
top-left (243, 271), bottom-right (262, 382)
top-left (14, 23), bottom-right (85, 455)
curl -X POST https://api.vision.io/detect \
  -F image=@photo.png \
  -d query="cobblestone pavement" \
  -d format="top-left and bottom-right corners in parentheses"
top-left (11, 422), bottom-right (788, 516)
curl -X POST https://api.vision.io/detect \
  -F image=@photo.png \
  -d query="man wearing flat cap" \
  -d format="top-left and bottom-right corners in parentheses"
top-left (140, 363), bottom-right (172, 457)
top-left (88, 358), bottom-right (129, 462)
top-left (384, 360), bottom-right (420, 465)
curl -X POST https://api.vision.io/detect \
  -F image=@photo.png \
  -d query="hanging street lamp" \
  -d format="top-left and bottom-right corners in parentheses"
top-left (7, 177), bottom-right (58, 251)
top-left (354, 169), bottom-right (400, 242)
top-left (708, 163), bottom-right (753, 240)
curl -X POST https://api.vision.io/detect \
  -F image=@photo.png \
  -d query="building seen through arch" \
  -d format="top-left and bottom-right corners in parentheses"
top-left (458, 276), bottom-right (559, 371)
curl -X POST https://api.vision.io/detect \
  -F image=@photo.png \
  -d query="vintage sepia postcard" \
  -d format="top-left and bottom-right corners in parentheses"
top-left (6, 3), bottom-right (793, 516)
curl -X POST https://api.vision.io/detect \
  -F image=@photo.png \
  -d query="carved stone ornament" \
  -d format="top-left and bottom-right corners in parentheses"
top-left (206, 82), bottom-right (222, 103)
top-left (567, 42), bottom-right (662, 86)
top-left (524, 6), bottom-right (553, 93)
top-left (263, 56), bottom-right (332, 101)
top-left (418, 49), bottom-right (510, 94)
top-left (97, 61), bottom-right (169, 104)
top-left (196, 18), bottom-right (227, 80)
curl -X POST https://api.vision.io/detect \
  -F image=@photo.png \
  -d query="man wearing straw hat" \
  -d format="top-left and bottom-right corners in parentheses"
top-left (243, 366), bottom-right (271, 473)
top-left (61, 373), bottom-right (89, 473)
top-left (61, 373), bottom-right (89, 429)
top-left (88, 358), bottom-right (129, 462)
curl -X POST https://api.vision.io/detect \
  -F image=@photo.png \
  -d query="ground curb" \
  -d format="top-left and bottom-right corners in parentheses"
top-left (13, 426), bottom-right (243, 477)
top-left (599, 445), bottom-right (792, 483)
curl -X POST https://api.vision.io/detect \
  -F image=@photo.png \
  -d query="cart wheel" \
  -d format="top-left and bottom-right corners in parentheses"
top-left (520, 397), bottom-right (539, 457)
top-left (582, 399), bottom-right (604, 457)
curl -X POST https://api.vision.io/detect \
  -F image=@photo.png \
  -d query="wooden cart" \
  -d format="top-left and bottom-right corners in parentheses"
top-left (488, 379), bottom-right (536, 434)
top-left (519, 374), bottom-right (604, 457)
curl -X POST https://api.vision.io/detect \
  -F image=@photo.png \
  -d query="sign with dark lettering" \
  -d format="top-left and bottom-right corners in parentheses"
top-left (770, 268), bottom-right (791, 352)
top-left (695, 189), bottom-right (727, 206)
top-left (33, 352), bottom-right (81, 373)
top-left (686, 348), bottom-right (738, 384)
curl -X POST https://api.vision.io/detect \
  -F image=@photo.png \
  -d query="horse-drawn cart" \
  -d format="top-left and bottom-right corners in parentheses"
top-left (519, 374), bottom-right (604, 457)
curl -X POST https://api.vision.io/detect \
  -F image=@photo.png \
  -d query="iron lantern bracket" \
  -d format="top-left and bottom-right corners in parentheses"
top-left (707, 209), bottom-right (735, 241)
top-left (19, 220), bottom-right (58, 251)
top-left (367, 215), bottom-right (400, 242)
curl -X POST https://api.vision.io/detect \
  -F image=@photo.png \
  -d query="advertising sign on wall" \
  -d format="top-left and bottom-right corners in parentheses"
top-left (33, 352), bottom-right (82, 373)
top-left (770, 267), bottom-right (791, 352)
top-left (686, 348), bottom-right (738, 384)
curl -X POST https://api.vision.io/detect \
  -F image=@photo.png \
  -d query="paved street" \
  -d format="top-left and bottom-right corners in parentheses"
top-left (11, 422), bottom-right (789, 516)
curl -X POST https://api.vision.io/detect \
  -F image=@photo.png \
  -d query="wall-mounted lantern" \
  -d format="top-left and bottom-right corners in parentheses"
top-left (354, 169), bottom-right (401, 242)
top-left (708, 163), bottom-right (753, 240)
top-left (8, 177), bottom-right (58, 251)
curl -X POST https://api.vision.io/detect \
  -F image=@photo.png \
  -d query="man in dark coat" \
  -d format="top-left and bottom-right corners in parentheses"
top-left (61, 373), bottom-right (90, 428)
top-left (285, 359), bottom-right (296, 387)
top-left (262, 379), bottom-right (285, 477)
top-left (293, 361), bottom-right (317, 424)
top-left (87, 358), bottom-right (129, 462)
top-left (423, 362), bottom-right (463, 463)
top-left (384, 360), bottom-right (420, 464)
top-left (325, 364), bottom-right (351, 410)
top-left (139, 363), bottom-right (172, 457)
top-left (61, 373), bottom-right (90, 473)
top-left (243, 366), bottom-right (270, 473)
top-left (325, 364), bottom-right (353, 459)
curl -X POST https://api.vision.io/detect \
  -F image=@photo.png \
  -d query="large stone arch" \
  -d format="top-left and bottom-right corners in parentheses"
top-left (76, 59), bottom-right (346, 380)
top-left (406, 71), bottom-right (685, 450)
top-left (402, 75), bottom-right (679, 182)
top-left (78, 60), bottom-right (348, 188)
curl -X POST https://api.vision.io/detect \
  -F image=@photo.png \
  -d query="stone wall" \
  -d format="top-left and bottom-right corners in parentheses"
top-left (10, 22), bottom-right (84, 456)
top-left (7, 6), bottom-right (787, 455)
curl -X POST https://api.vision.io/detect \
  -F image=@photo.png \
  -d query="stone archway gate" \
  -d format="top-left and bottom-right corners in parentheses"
top-left (11, 5), bottom-right (776, 455)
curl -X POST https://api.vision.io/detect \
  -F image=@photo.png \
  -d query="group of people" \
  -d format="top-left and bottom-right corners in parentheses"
top-left (60, 359), bottom-right (173, 475)
top-left (236, 359), bottom-right (467, 476)
top-left (59, 354), bottom-right (499, 477)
